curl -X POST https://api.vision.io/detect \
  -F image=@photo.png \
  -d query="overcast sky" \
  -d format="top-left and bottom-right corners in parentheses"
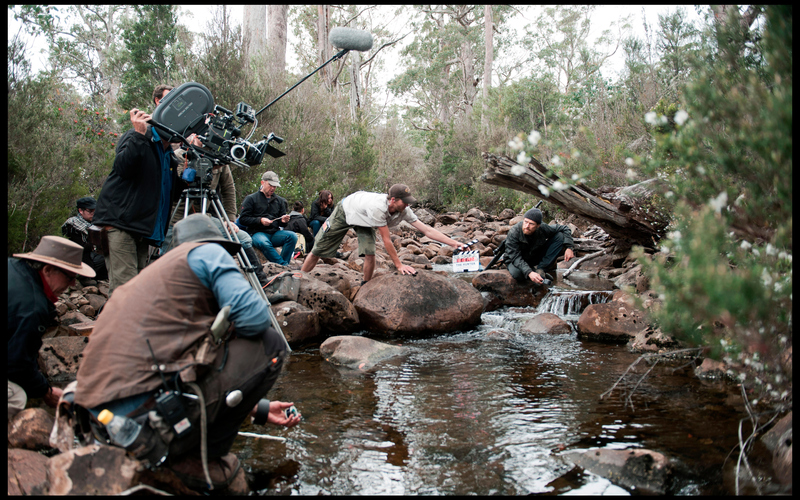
top-left (9, 5), bottom-right (704, 99)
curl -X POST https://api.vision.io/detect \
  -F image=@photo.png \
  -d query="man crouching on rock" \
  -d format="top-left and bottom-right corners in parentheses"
top-left (504, 208), bottom-right (574, 285)
top-left (301, 183), bottom-right (466, 282)
top-left (74, 214), bottom-right (300, 492)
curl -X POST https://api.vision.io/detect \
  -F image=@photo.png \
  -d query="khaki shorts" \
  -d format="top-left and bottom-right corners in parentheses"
top-left (311, 202), bottom-right (377, 258)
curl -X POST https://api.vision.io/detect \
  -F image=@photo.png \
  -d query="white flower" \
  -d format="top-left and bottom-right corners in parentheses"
top-left (765, 243), bottom-right (778, 256)
top-left (528, 130), bottom-right (541, 147)
top-left (696, 166), bottom-right (706, 175)
top-left (625, 157), bottom-right (635, 167)
top-left (508, 136), bottom-right (524, 151)
top-left (511, 164), bottom-right (526, 176)
top-left (674, 109), bottom-right (689, 126)
top-left (571, 150), bottom-right (581, 159)
top-left (660, 246), bottom-right (670, 254)
top-left (550, 155), bottom-right (562, 166)
top-left (709, 191), bottom-right (728, 214)
top-left (761, 268), bottom-right (773, 287)
top-left (572, 174), bottom-right (580, 181)
top-left (553, 181), bottom-right (567, 191)
top-left (667, 230), bottom-right (681, 241)
top-left (538, 185), bottom-right (550, 197)
top-left (665, 190), bottom-right (674, 198)
top-left (740, 240), bottom-right (752, 250)
top-left (626, 168), bottom-right (638, 180)
top-left (644, 111), bottom-right (658, 125)
top-left (734, 193), bottom-right (745, 206)
top-left (659, 115), bottom-right (669, 125)
top-left (516, 151), bottom-right (531, 165)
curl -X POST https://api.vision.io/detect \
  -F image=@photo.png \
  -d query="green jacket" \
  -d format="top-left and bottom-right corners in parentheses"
top-left (504, 221), bottom-right (573, 277)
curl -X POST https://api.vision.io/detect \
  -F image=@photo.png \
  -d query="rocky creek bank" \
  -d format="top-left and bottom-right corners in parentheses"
top-left (11, 206), bottom-right (791, 495)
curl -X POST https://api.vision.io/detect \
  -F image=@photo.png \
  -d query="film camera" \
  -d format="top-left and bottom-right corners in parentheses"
top-left (150, 82), bottom-right (285, 170)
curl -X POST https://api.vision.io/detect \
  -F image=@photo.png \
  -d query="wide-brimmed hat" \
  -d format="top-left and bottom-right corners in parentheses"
top-left (13, 235), bottom-right (96, 277)
top-left (388, 183), bottom-right (417, 205)
top-left (261, 171), bottom-right (281, 187)
top-left (171, 214), bottom-right (242, 256)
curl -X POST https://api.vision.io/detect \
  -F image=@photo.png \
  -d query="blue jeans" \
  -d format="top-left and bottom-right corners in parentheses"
top-left (251, 230), bottom-right (297, 266)
top-left (310, 219), bottom-right (322, 236)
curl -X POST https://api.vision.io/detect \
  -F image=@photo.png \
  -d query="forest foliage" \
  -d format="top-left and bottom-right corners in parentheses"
top-left (7, 5), bottom-right (791, 397)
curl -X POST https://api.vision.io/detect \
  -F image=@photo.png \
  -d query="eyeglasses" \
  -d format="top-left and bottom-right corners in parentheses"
top-left (56, 267), bottom-right (77, 281)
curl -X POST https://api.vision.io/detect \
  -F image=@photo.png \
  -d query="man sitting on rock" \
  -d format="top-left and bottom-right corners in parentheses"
top-left (504, 207), bottom-right (574, 285)
top-left (8, 236), bottom-right (96, 419)
top-left (74, 214), bottom-right (300, 491)
top-left (301, 183), bottom-right (466, 282)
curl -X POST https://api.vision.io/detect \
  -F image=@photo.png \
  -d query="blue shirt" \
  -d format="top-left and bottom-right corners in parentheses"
top-left (147, 127), bottom-right (174, 246)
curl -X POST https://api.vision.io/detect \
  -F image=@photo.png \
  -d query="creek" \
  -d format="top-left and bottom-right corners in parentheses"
top-left (233, 269), bottom-right (754, 495)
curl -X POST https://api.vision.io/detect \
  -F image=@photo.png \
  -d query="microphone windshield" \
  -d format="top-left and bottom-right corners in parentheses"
top-left (329, 27), bottom-right (373, 52)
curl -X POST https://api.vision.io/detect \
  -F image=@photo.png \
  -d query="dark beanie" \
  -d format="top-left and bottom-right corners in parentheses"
top-left (524, 208), bottom-right (542, 224)
top-left (76, 196), bottom-right (96, 210)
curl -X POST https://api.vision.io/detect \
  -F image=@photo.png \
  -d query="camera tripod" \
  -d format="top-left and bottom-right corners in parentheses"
top-left (169, 185), bottom-right (291, 352)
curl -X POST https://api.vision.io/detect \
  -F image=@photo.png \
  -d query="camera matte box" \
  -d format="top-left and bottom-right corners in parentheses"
top-left (151, 82), bottom-right (215, 136)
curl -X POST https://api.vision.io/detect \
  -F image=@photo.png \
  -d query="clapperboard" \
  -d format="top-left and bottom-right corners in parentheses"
top-left (453, 250), bottom-right (481, 273)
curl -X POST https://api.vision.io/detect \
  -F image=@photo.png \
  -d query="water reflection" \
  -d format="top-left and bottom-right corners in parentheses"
top-left (233, 305), bottom-right (747, 495)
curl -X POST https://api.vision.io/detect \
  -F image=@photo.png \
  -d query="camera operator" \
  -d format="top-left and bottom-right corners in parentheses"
top-left (92, 84), bottom-right (187, 295)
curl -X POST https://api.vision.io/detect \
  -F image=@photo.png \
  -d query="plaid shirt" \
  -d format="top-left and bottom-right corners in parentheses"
top-left (61, 214), bottom-right (92, 246)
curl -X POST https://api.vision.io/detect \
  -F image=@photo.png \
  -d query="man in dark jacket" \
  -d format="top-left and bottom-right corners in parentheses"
top-left (8, 236), bottom-right (96, 418)
top-left (504, 208), bottom-right (574, 285)
top-left (93, 84), bottom-right (185, 295)
top-left (61, 196), bottom-right (108, 281)
top-left (238, 171), bottom-right (297, 267)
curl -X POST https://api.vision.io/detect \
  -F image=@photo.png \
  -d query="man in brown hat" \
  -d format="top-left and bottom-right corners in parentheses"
top-left (301, 184), bottom-right (467, 282)
top-left (8, 236), bottom-right (96, 417)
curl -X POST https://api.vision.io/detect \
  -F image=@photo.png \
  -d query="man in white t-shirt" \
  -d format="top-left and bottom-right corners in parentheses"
top-left (300, 184), bottom-right (466, 282)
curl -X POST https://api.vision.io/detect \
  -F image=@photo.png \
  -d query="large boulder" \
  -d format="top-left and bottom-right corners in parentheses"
top-left (353, 271), bottom-right (484, 337)
top-left (576, 298), bottom-right (650, 343)
top-left (8, 448), bottom-right (51, 495)
top-left (320, 335), bottom-right (407, 371)
top-left (8, 408), bottom-right (56, 451)
top-left (39, 336), bottom-right (90, 385)
top-left (471, 270), bottom-right (549, 309)
top-left (563, 448), bottom-right (673, 494)
top-left (294, 273), bottom-right (360, 335)
top-left (48, 444), bottom-right (140, 495)
top-left (271, 300), bottom-right (321, 345)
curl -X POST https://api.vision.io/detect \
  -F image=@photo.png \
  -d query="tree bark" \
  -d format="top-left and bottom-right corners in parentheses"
top-left (482, 5), bottom-right (493, 131)
top-left (480, 152), bottom-right (669, 248)
top-left (349, 49), bottom-right (362, 121)
top-left (317, 5), bottom-right (332, 90)
top-left (267, 5), bottom-right (288, 81)
top-left (243, 5), bottom-right (266, 66)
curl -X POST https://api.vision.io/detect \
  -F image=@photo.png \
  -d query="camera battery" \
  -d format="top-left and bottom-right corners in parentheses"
top-left (155, 390), bottom-right (192, 437)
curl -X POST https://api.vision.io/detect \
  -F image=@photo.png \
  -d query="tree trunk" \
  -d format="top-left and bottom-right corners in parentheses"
top-left (243, 5), bottom-right (266, 66)
top-left (267, 5), bottom-right (288, 81)
top-left (482, 5), bottom-right (493, 132)
top-left (349, 49), bottom-right (362, 121)
top-left (480, 152), bottom-right (669, 248)
top-left (317, 5), bottom-right (332, 90)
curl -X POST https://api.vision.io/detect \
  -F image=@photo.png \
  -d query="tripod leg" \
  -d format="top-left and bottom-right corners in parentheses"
top-left (244, 246), bottom-right (269, 287)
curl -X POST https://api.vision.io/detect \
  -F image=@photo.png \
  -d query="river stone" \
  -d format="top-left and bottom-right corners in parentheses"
top-left (8, 448), bottom-right (51, 495)
top-left (576, 301), bottom-right (649, 343)
top-left (353, 271), bottom-right (484, 337)
top-left (39, 336), bottom-right (90, 385)
top-left (521, 313), bottom-right (571, 335)
top-left (320, 335), bottom-right (407, 371)
top-left (294, 273), bottom-right (360, 335)
top-left (563, 448), bottom-right (673, 494)
top-left (8, 408), bottom-right (56, 451)
top-left (271, 300), bottom-right (320, 344)
top-left (48, 444), bottom-right (140, 495)
top-left (471, 270), bottom-right (549, 308)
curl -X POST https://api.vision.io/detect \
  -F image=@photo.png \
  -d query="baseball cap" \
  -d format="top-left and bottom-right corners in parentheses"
top-left (261, 171), bottom-right (281, 187)
top-left (388, 184), bottom-right (417, 205)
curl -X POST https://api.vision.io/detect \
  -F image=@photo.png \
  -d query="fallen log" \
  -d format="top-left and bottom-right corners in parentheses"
top-left (481, 152), bottom-right (670, 248)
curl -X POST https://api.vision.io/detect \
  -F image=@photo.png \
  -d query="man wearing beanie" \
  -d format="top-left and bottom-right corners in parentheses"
top-left (504, 207), bottom-right (574, 285)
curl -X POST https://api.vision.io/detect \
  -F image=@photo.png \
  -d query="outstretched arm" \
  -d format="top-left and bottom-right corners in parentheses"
top-left (410, 220), bottom-right (465, 250)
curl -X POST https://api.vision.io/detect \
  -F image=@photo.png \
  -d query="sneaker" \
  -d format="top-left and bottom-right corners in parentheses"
top-left (169, 452), bottom-right (241, 490)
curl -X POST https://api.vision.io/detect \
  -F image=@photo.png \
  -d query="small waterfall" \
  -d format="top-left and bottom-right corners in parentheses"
top-left (536, 290), bottom-right (614, 317)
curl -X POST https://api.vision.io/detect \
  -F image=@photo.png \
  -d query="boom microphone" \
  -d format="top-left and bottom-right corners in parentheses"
top-left (329, 27), bottom-right (374, 52)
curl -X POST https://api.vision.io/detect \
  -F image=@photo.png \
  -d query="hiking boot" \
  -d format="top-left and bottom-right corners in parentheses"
top-left (169, 452), bottom-right (241, 490)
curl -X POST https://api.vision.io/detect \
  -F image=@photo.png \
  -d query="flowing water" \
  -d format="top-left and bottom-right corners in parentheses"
top-left (233, 270), bottom-right (761, 495)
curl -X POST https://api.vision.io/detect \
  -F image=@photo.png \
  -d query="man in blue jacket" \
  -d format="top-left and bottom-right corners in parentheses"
top-left (8, 236), bottom-right (96, 418)
top-left (93, 84), bottom-right (186, 295)
top-left (504, 208), bottom-right (574, 285)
